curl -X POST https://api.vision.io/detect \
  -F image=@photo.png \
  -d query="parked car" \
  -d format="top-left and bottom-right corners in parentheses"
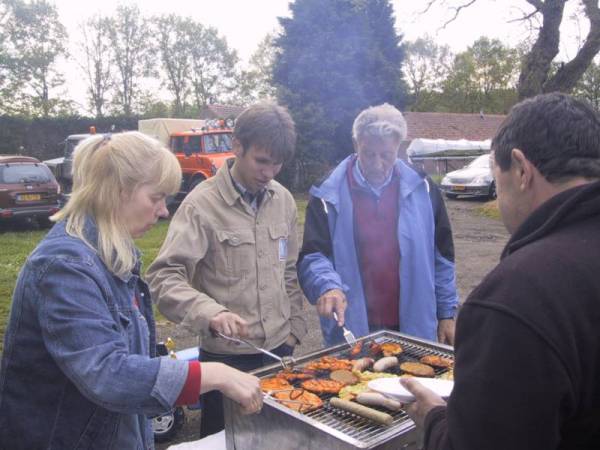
top-left (0, 155), bottom-right (61, 226)
top-left (440, 153), bottom-right (496, 200)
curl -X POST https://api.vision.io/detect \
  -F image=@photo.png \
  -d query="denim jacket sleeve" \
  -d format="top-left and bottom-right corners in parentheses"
top-left (36, 255), bottom-right (189, 416)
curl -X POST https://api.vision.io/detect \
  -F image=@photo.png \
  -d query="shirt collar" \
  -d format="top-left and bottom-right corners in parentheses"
top-left (227, 161), bottom-right (267, 211)
top-left (353, 157), bottom-right (395, 197)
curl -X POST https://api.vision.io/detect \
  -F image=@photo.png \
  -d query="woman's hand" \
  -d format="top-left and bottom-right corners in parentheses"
top-left (201, 362), bottom-right (262, 414)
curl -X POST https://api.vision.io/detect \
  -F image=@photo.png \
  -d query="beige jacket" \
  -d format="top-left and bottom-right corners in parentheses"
top-left (146, 164), bottom-right (307, 354)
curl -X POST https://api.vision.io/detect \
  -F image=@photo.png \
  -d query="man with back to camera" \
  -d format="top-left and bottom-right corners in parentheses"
top-left (146, 102), bottom-right (307, 437)
top-left (402, 92), bottom-right (600, 449)
top-left (298, 103), bottom-right (459, 346)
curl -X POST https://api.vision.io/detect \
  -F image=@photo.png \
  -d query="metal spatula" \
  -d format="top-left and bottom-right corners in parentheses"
top-left (332, 312), bottom-right (357, 346)
top-left (215, 331), bottom-right (296, 369)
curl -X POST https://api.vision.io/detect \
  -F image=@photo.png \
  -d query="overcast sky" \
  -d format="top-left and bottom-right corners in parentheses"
top-left (51, 0), bottom-right (586, 112)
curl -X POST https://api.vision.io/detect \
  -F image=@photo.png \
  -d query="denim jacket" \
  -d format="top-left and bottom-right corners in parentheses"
top-left (0, 219), bottom-right (189, 450)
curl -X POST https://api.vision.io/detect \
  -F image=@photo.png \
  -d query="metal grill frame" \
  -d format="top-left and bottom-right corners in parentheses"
top-left (245, 330), bottom-right (454, 449)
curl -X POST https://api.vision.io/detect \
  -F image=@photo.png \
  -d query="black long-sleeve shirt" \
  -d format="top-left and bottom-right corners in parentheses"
top-left (424, 182), bottom-right (600, 450)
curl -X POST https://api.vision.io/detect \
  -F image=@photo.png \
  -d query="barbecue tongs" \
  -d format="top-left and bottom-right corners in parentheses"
top-left (215, 331), bottom-right (296, 370)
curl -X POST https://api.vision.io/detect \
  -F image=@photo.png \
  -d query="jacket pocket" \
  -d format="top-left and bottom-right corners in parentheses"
top-left (215, 229), bottom-right (256, 298)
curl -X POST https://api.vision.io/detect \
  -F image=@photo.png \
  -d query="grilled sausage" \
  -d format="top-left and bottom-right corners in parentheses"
top-left (356, 392), bottom-right (402, 411)
top-left (330, 397), bottom-right (393, 426)
top-left (373, 356), bottom-right (398, 372)
top-left (351, 357), bottom-right (374, 372)
top-left (350, 341), bottom-right (363, 357)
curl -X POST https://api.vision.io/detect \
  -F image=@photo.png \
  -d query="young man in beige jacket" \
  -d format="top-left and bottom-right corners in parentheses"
top-left (146, 102), bottom-right (307, 437)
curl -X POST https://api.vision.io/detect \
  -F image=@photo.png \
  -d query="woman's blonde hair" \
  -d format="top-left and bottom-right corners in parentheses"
top-left (52, 131), bottom-right (181, 277)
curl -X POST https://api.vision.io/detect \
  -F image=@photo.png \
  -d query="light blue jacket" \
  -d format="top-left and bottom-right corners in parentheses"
top-left (298, 156), bottom-right (458, 345)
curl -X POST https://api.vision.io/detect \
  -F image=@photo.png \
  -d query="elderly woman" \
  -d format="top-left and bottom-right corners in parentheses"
top-left (0, 132), bottom-right (262, 449)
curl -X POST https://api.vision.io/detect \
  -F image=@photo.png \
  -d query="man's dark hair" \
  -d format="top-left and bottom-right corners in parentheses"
top-left (234, 102), bottom-right (296, 164)
top-left (492, 92), bottom-right (600, 182)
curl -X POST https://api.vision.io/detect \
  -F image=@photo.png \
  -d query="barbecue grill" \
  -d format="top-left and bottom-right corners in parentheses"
top-left (223, 330), bottom-right (454, 450)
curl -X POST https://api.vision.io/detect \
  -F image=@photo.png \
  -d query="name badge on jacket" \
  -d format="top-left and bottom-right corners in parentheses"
top-left (279, 238), bottom-right (288, 261)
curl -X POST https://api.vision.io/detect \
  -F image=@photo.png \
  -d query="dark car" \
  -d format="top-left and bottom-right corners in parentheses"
top-left (0, 155), bottom-right (61, 226)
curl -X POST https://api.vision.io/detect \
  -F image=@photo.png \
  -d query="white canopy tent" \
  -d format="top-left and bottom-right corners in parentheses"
top-left (138, 118), bottom-right (205, 147)
top-left (406, 138), bottom-right (491, 161)
top-left (406, 138), bottom-right (492, 176)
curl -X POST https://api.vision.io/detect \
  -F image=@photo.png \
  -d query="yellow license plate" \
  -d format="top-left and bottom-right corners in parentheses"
top-left (19, 194), bottom-right (41, 201)
top-left (451, 185), bottom-right (466, 191)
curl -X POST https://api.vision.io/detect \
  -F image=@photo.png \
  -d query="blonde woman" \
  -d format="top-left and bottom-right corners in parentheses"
top-left (0, 132), bottom-right (261, 450)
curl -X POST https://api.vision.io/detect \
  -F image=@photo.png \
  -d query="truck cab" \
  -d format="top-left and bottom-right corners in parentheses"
top-left (169, 120), bottom-right (234, 197)
top-left (61, 133), bottom-right (93, 191)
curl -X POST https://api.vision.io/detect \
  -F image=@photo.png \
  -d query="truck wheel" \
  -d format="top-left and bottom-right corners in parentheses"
top-left (488, 182), bottom-right (497, 200)
top-left (189, 176), bottom-right (206, 192)
top-left (152, 407), bottom-right (185, 442)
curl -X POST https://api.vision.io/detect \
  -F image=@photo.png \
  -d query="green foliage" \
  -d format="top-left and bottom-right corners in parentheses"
top-left (440, 37), bottom-right (519, 114)
top-left (574, 61), bottom-right (600, 110)
top-left (234, 33), bottom-right (277, 104)
top-left (78, 15), bottom-right (113, 118)
top-left (1, 0), bottom-right (70, 117)
top-left (273, 0), bottom-right (407, 189)
top-left (406, 36), bottom-right (520, 114)
top-left (153, 14), bottom-right (195, 116)
top-left (403, 36), bottom-right (452, 110)
top-left (105, 4), bottom-right (152, 116)
top-left (187, 24), bottom-right (239, 109)
top-left (0, 115), bottom-right (139, 160)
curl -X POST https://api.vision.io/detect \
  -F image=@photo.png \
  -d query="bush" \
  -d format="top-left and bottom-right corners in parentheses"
top-left (0, 116), bottom-right (139, 161)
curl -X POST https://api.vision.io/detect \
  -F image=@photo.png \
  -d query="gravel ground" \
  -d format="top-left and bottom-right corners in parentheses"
top-left (154, 197), bottom-right (510, 449)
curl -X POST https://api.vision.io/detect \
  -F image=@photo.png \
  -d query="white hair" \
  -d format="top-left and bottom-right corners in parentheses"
top-left (352, 103), bottom-right (407, 143)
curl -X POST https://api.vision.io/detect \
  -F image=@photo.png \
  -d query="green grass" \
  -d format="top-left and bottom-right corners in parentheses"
top-left (477, 200), bottom-right (501, 220)
top-left (295, 194), bottom-right (308, 227)
top-left (429, 174), bottom-right (444, 184)
top-left (0, 195), bottom-right (308, 352)
top-left (0, 229), bottom-right (47, 353)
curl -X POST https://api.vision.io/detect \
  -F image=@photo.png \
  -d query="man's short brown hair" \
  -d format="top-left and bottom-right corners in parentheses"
top-left (234, 102), bottom-right (297, 164)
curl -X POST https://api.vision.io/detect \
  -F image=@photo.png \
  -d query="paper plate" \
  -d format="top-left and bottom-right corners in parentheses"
top-left (367, 377), bottom-right (454, 402)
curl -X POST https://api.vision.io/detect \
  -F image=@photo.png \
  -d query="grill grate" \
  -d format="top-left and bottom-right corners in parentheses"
top-left (255, 330), bottom-right (453, 448)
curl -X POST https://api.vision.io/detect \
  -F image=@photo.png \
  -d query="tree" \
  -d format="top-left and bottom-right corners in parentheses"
top-left (439, 37), bottom-right (519, 113)
top-left (3, 0), bottom-right (69, 117)
top-left (273, 0), bottom-right (407, 188)
top-left (233, 33), bottom-right (278, 104)
top-left (574, 60), bottom-right (600, 109)
top-left (187, 23), bottom-right (239, 109)
top-left (106, 4), bottom-right (151, 115)
top-left (78, 15), bottom-right (113, 118)
top-left (404, 36), bottom-right (452, 110)
top-left (153, 14), bottom-right (194, 116)
top-left (422, 0), bottom-right (600, 100)
top-left (0, 1), bottom-right (13, 110)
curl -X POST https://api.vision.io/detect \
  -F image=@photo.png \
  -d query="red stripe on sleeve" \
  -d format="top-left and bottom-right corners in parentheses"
top-left (175, 361), bottom-right (202, 406)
